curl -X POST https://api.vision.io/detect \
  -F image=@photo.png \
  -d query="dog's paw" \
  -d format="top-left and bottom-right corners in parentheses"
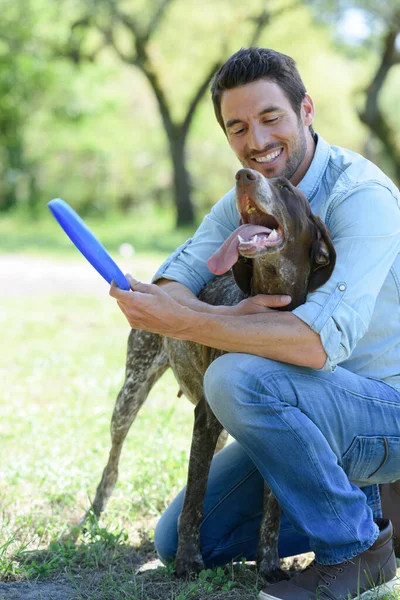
top-left (174, 552), bottom-right (205, 578)
top-left (258, 563), bottom-right (290, 584)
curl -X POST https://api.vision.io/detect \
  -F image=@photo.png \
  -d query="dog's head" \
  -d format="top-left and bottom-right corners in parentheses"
top-left (208, 168), bottom-right (336, 305)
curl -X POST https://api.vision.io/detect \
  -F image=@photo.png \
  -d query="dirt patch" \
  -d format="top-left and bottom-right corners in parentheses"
top-left (0, 579), bottom-right (77, 600)
top-left (0, 254), bottom-right (160, 297)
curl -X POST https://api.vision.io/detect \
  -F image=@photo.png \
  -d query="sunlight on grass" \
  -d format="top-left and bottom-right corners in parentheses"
top-left (0, 253), bottom-right (194, 573)
top-left (0, 229), bottom-right (399, 598)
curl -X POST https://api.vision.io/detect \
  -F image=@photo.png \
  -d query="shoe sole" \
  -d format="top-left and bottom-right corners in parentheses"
top-left (257, 575), bottom-right (400, 600)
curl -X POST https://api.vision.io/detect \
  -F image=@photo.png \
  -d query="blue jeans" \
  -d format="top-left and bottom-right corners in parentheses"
top-left (155, 355), bottom-right (400, 565)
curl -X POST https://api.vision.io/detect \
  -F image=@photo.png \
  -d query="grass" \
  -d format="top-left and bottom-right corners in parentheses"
top-left (0, 283), bottom-right (267, 598)
top-left (0, 213), bottom-right (399, 599)
top-left (0, 205), bottom-right (194, 257)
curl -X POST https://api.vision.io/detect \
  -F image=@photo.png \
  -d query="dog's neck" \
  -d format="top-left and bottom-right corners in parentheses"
top-left (251, 253), bottom-right (310, 311)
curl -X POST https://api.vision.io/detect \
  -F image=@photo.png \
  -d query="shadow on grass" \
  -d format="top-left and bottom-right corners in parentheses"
top-left (0, 527), bottom-right (264, 600)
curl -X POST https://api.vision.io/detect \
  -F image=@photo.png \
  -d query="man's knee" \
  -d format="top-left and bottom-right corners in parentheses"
top-left (204, 353), bottom-right (280, 427)
top-left (204, 353), bottom-right (247, 420)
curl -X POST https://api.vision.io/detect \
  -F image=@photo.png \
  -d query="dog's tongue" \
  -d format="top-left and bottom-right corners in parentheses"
top-left (207, 224), bottom-right (272, 275)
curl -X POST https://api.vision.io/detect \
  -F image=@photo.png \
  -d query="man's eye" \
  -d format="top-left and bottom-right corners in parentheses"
top-left (232, 128), bottom-right (245, 135)
top-left (264, 117), bottom-right (278, 124)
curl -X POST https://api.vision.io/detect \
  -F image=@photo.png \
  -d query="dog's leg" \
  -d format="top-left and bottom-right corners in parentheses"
top-left (174, 399), bottom-right (223, 577)
top-left (86, 330), bottom-right (169, 520)
top-left (257, 483), bottom-right (289, 582)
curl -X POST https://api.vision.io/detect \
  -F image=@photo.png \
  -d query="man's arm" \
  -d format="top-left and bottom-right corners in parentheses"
top-left (156, 278), bottom-right (292, 315)
top-left (111, 276), bottom-right (327, 370)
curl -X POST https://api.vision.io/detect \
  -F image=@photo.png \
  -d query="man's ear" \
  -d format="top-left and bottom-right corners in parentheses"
top-left (232, 256), bottom-right (253, 295)
top-left (308, 215), bottom-right (336, 292)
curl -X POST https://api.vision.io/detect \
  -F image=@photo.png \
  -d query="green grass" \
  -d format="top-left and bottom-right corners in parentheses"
top-left (0, 214), bottom-right (399, 599)
top-left (0, 225), bottom-right (268, 598)
top-left (0, 281), bottom-right (269, 598)
top-left (0, 205), bottom-right (194, 257)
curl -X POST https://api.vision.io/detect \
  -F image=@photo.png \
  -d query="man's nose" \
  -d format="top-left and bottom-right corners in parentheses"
top-left (248, 124), bottom-right (268, 152)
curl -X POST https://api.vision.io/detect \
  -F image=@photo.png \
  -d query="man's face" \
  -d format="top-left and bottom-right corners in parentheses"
top-left (220, 79), bottom-right (315, 186)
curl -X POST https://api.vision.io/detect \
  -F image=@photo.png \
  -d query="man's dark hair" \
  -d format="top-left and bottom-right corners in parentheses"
top-left (211, 47), bottom-right (314, 136)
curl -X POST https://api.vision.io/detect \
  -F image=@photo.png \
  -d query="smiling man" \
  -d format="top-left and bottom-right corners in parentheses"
top-left (110, 48), bottom-right (400, 600)
top-left (220, 79), bottom-right (314, 185)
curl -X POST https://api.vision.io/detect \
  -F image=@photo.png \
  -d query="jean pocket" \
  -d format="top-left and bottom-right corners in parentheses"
top-left (342, 435), bottom-right (400, 485)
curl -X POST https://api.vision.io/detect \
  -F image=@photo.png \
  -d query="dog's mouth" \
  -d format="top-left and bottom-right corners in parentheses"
top-left (237, 193), bottom-right (285, 257)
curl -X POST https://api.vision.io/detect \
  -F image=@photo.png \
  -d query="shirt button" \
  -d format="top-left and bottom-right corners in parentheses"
top-left (338, 284), bottom-right (346, 292)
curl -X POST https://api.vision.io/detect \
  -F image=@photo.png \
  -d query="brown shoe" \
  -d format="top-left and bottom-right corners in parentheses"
top-left (380, 482), bottom-right (400, 557)
top-left (258, 518), bottom-right (399, 600)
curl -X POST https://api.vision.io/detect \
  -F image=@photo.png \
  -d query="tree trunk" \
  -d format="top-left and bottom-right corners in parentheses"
top-left (358, 26), bottom-right (400, 185)
top-left (83, 2), bottom-right (279, 226)
top-left (1, 137), bottom-right (23, 212)
top-left (169, 128), bottom-right (194, 227)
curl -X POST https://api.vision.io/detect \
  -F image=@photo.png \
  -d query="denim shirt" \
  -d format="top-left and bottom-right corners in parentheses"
top-left (153, 135), bottom-right (400, 391)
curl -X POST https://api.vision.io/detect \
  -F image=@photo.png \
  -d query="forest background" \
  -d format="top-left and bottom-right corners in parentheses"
top-left (1, 0), bottom-right (399, 230)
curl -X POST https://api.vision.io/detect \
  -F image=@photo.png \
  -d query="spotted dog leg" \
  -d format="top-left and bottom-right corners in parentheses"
top-left (86, 330), bottom-right (169, 521)
top-left (174, 399), bottom-right (223, 577)
top-left (257, 483), bottom-right (289, 582)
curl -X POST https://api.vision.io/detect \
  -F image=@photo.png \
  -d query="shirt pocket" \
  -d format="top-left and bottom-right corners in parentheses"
top-left (342, 435), bottom-right (400, 485)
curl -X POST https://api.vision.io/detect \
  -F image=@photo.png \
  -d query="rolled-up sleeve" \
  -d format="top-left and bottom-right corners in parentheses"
top-left (293, 184), bottom-right (400, 371)
top-left (152, 188), bottom-right (240, 295)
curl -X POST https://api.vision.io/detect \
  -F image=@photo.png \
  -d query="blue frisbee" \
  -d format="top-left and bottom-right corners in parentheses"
top-left (48, 198), bottom-right (131, 291)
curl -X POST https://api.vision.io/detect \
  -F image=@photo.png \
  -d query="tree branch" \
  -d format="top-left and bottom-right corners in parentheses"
top-left (362, 26), bottom-right (399, 124)
top-left (110, 5), bottom-right (142, 38)
top-left (144, 0), bottom-right (173, 42)
top-left (248, 1), bottom-right (300, 46)
top-left (181, 60), bottom-right (222, 139)
top-left (98, 22), bottom-right (138, 65)
top-left (359, 19), bottom-right (400, 182)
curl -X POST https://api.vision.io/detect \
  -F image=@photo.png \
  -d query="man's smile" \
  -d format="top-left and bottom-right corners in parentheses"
top-left (252, 147), bottom-right (284, 164)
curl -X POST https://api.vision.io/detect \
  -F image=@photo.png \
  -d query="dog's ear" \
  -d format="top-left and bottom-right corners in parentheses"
top-left (232, 256), bottom-right (253, 295)
top-left (308, 215), bottom-right (336, 292)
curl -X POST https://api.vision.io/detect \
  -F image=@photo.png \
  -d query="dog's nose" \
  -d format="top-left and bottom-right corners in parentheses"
top-left (235, 168), bottom-right (259, 182)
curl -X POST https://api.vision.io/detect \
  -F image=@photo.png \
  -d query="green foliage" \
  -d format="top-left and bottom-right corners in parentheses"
top-left (1, 0), bottom-right (398, 224)
top-left (0, 0), bottom-right (52, 211)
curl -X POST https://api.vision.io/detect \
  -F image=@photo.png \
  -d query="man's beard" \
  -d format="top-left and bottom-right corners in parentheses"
top-left (244, 120), bottom-right (308, 181)
top-left (280, 121), bottom-right (308, 181)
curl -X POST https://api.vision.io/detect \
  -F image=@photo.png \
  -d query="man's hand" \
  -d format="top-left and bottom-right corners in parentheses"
top-left (110, 274), bottom-right (193, 338)
top-left (226, 294), bottom-right (291, 316)
top-left (110, 275), bottom-right (292, 337)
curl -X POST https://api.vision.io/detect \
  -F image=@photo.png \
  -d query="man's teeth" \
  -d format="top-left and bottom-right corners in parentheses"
top-left (254, 149), bottom-right (282, 163)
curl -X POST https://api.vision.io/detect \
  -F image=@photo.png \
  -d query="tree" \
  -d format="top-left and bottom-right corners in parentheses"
top-left (358, 6), bottom-right (400, 183)
top-left (305, 0), bottom-right (400, 184)
top-left (0, 0), bottom-right (51, 212)
top-left (58, 0), bottom-right (297, 226)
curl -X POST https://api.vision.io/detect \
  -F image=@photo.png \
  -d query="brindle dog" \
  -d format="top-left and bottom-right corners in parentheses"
top-left (85, 168), bottom-right (336, 581)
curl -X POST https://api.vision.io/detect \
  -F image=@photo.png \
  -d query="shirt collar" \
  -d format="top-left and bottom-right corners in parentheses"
top-left (297, 133), bottom-right (330, 202)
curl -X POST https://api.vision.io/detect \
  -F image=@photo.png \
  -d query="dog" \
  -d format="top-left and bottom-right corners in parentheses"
top-left (85, 168), bottom-right (336, 581)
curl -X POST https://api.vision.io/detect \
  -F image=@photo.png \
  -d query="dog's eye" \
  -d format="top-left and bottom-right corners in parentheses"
top-left (279, 184), bottom-right (291, 192)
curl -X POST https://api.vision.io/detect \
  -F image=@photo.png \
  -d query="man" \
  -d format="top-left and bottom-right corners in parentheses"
top-left (110, 47), bottom-right (400, 600)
